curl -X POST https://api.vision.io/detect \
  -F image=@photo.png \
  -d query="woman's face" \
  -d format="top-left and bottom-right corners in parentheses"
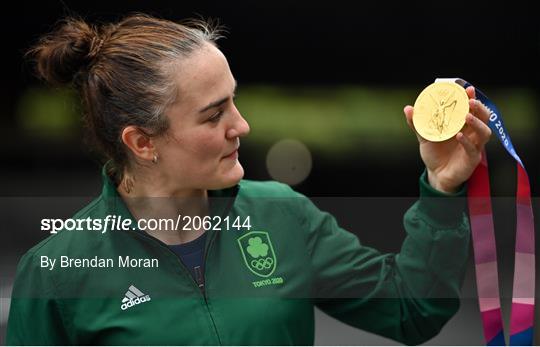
top-left (153, 43), bottom-right (250, 191)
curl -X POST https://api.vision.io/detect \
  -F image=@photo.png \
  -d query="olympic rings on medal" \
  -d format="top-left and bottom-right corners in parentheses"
top-left (251, 257), bottom-right (273, 270)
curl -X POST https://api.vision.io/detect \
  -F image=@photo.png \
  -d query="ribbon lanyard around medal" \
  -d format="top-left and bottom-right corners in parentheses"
top-left (435, 78), bottom-right (535, 346)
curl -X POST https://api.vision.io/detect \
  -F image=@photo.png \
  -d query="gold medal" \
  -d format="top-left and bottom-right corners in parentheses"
top-left (412, 81), bottom-right (469, 142)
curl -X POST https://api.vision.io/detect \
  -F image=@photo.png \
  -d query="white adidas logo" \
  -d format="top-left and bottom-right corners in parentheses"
top-left (121, 285), bottom-right (151, 311)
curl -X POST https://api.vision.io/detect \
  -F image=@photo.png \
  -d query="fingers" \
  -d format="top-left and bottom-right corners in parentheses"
top-left (456, 132), bottom-right (481, 162)
top-left (466, 86), bottom-right (476, 100)
top-left (465, 85), bottom-right (490, 125)
top-left (404, 105), bottom-right (414, 128)
top-left (469, 98), bottom-right (491, 124)
top-left (403, 105), bottom-right (424, 143)
top-left (465, 113), bottom-right (492, 146)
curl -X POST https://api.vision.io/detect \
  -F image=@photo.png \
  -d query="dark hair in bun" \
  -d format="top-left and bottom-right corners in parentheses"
top-left (28, 18), bottom-right (106, 85)
top-left (26, 14), bottom-right (223, 181)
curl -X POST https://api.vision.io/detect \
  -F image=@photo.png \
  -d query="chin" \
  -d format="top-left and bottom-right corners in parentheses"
top-left (212, 162), bottom-right (245, 189)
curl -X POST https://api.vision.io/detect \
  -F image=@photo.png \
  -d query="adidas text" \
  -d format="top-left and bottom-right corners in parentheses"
top-left (121, 285), bottom-right (151, 311)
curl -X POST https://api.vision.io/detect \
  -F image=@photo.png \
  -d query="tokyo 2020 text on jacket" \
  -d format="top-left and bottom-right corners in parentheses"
top-left (7, 165), bottom-right (470, 345)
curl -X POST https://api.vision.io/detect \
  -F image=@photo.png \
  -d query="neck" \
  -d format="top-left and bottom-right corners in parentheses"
top-left (117, 169), bottom-right (209, 245)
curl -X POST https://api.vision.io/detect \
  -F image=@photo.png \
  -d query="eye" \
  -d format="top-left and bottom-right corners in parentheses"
top-left (208, 110), bottom-right (224, 123)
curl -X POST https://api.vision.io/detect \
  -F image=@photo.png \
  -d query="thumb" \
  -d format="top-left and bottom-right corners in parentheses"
top-left (403, 105), bottom-right (424, 143)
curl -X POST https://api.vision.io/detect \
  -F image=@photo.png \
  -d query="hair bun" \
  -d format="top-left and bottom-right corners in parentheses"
top-left (28, 18), bottom-right (102, 85)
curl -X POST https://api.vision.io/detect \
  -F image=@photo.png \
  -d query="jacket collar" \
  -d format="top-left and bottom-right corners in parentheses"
top-left (99, 161), bottom-right (239, 222)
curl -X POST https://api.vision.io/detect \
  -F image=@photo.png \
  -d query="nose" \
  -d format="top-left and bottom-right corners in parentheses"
top-left (226, 104), bottom-right (250, 139)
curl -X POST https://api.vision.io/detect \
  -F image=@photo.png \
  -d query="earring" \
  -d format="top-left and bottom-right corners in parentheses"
top-left (123, 176), bottom-right (134, 194)
top-left (152, 153), bottom-right (158, 164)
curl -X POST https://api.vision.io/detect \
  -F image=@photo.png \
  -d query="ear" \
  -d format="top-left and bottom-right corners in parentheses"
top-left (121, 126), bottom-right (155, 162)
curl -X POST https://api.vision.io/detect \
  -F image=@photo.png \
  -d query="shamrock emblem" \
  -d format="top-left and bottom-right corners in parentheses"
top-left (246, 237), bottom-right (269, 258)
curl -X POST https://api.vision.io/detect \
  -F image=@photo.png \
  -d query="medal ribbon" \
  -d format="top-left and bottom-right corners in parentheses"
top-left (435, 78), bottom-right (535, 345)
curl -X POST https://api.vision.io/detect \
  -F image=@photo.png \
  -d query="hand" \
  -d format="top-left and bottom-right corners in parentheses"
top-left (404, 86), bottom-right (492, 193)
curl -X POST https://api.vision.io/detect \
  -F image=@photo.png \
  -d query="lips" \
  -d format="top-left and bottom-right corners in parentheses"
top-left (223, 139), bottom-right (241, 158)
top-left (223, 146), bottom-right (239, 158)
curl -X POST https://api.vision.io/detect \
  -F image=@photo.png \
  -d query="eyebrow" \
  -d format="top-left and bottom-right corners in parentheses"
top-left (198, 80), bottom-right (238, 114)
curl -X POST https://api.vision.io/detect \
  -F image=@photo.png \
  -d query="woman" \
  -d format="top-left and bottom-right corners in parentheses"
top-left (7, 13), bottom-right (491, 345)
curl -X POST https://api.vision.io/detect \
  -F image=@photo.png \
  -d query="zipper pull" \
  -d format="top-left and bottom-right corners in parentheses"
top-left (194, 266), bottom-right (205, 291)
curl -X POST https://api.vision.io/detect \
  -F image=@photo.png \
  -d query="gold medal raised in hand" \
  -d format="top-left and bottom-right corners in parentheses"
top-left (412, 82), bottom-right (469, 142)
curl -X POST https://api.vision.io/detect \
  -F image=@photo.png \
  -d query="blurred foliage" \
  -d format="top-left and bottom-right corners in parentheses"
top-left (15, 85), bottom-right (537, 154)
top-left (17, 87), bottom-right (80, 140)
top-left (236, 86), bottom-right (537, 155)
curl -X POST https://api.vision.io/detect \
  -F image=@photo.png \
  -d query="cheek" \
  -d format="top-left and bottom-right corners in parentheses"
top-left (183, 129), bottom-right (224, 160)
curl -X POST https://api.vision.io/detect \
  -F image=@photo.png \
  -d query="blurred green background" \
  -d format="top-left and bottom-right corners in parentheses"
top-left (16, 85), bottom-right (538, 152)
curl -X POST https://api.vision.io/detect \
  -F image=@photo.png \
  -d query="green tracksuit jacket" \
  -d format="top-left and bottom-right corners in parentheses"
top-left (7, 167), bottom-right (470, 345)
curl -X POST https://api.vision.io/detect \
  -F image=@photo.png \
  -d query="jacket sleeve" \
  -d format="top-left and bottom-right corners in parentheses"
top-left (298, 171), bottom-right (470, 345)
top-left (6, 252), bottom-right (72, 345)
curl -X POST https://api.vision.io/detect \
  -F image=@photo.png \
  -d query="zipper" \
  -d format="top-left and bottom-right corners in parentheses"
top-left (123, 193), bottom-right (236, 345)
top-left (126, 229), bottom-right (222, 345)
top-left (200, 192), bottom-right (236, 301)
